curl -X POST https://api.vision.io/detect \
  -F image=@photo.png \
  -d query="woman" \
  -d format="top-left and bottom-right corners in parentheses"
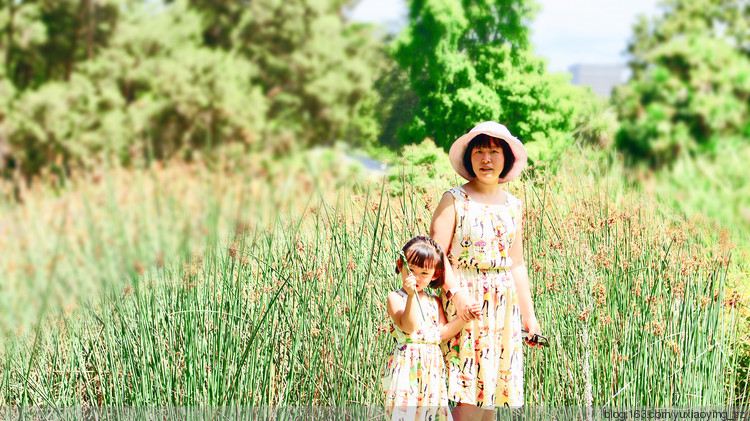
top-left (432, 121), bottom-right (542, 420)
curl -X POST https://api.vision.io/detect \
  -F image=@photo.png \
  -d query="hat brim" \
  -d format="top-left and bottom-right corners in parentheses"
top-left (449, 130), bottom-right (528, 183)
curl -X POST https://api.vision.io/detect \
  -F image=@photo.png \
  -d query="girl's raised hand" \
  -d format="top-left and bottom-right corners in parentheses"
top-left (403, 273), bottom-right (417, 296)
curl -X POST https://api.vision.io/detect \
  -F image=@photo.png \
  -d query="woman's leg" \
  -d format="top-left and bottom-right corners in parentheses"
top-left (481, 408), bottom-right (497, 421)
top-left (452, 403), bottom-right (494, 421)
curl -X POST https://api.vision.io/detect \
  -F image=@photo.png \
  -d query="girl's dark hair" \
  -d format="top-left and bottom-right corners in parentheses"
top-left (462, 133), bottom-right (515, 179)
top-left (394, 235), bottom-right (446, 289)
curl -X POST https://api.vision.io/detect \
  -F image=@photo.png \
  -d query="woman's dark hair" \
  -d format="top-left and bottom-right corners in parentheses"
top-left (462, 133), bottom-right (515, 179)
top-left (394, 235), bottom-right (446, 289)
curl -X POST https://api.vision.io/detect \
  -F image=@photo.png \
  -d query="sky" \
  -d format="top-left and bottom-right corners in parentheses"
top-left (347, 0), bottom-right (660, 74)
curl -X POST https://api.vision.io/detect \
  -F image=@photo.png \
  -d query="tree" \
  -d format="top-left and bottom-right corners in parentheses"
top-left (187, 0), bottom-right (381, 148)
top-left (0, 0), bottom-right (383, 177)
top-left (0, 61), bottom-right (13, 172)
top-left (614, 0), bottom-right (750, 167)
top-left (392, 0), bottom-right (587, 162)
top-left (0, 0), bottom-right (122, 90)
top-left (4, 1), bottom-right (267, 176)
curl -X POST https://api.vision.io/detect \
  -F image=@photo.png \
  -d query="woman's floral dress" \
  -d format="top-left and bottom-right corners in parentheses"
top-left (382, 290), bottom-right (452, 421)
top-left (441, 186), bottom-right (524, 408)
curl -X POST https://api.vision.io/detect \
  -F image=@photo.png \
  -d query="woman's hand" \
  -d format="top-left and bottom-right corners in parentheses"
top-left (523, 316), bottom-right (543, 347)
top-left (452, 290), bottom-right (482, 322)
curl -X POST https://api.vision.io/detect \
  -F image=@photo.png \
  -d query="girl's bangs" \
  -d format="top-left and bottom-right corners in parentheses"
top-left (405, 244), bottom-right (441, 269)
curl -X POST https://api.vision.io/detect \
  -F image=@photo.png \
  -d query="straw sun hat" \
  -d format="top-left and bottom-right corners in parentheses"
top-left (448, 121), bottom-right (528, 183)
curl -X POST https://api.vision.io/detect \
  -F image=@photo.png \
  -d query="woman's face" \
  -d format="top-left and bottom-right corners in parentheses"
top-left (470, 143), bottom-right (505, 183)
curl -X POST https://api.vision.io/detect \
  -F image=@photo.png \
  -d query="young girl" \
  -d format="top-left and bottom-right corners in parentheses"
top-left (381, 235), bottom-right (480, 421)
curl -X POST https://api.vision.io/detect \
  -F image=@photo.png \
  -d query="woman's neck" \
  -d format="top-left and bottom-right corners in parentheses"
top-left (466, 179), bottom-right (500, 195)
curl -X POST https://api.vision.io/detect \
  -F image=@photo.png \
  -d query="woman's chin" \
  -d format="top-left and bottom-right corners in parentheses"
top-left (476, 174), bottom-right (498, 184)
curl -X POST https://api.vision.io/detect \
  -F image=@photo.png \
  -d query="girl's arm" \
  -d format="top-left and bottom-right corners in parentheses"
top-left (435, 295), bottom-right (468, 341)
top-left (430, 191), bottom-right (481, 321)
top-left (387, 279), bottom-right (420, 334)
top-left (509, 207), bottom-right (542, 343)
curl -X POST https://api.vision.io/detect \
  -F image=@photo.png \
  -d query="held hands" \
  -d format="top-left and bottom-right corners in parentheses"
top-left (463, 301), bottom-right (482, 323)
top-left (452, 290), bottom-right (482, 322)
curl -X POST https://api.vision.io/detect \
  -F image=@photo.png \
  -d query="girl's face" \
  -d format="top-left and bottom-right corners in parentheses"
top-left (399, 260), bottom-right (438, 291)
top-left (470, 143), bottom-right (505, 183)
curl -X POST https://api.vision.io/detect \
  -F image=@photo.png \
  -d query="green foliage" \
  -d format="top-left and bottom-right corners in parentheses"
top-left (0, 0), bottom-right (381, 177)
top-left (189, 0), bottom-right (381, 148)
top-left (0, 0), bottom-right (123, 90)
top-left (573, 94), bottom-right (620, 149)
top-left (653, 141), bottom-right (750, 250)
top-left (7, 74), bottom-right (132, 175)
top-left (392, 0), bottom-right (589, 163)
top-left (614, 0), bottom-right (750, 167)
top-left (371, 42), bottom-right (418, 149)
top-left (97, 4), bottom-right (266, 159)
top-left (3, 2), bottom-right (267, 175)
top-left (626, 0), bottom-right (749, 78)
top-left (387, 138), bottom-right (456, 196)
top-left (2, 163), bottom-right (745, 406)
top-left (0, 67), bottom-right (14, 170)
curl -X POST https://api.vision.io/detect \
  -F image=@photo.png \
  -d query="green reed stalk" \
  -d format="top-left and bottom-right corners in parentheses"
top-left (1, 159), bottom-right (745, 407)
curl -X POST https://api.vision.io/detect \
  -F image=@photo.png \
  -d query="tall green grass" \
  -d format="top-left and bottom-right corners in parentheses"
top-left (1, 157), bottom-right (746, 406)
top-left (0, 162), bottom-right (252, 339)
top-left (522, 177), bottom-right (740, 405)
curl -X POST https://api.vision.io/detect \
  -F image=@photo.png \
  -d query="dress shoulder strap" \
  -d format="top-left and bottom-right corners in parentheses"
top-left (446, 186), bottom-right (469, 201)
top-left (393, 289), bottom-right (408, 298)
top-left (447, 186), bottom-right (470, 220)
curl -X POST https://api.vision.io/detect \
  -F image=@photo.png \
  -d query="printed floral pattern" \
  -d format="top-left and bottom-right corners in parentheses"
top-left (442, 186), bottom-right (524, 408)
top-left (382, 290), bottom-right (452, 421)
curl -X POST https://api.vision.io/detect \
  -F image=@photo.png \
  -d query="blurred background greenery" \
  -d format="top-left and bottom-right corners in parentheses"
top-left (0, 0), bottom-right (748, 407)
top-left (0, 0), bottom-right (748, 175)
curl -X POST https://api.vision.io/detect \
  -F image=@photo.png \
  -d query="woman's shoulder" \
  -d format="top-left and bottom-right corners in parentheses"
top-left (444, 185), bottom-right (469, 200)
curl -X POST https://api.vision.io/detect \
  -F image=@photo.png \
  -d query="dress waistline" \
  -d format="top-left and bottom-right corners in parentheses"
top-left (453, 263), bottom-right (513, 271)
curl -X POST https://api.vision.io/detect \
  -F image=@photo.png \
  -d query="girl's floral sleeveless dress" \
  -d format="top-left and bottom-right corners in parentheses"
top-left (441, 186), bottom-right (524, 408)
top-left (381, 290), bottom-right (452, 421)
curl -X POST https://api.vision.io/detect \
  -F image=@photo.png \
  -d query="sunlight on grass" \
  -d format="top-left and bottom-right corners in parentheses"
top-left (1, 154), bottom-right (746, 406)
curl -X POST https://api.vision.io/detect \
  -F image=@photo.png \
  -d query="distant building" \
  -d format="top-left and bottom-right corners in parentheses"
top-left (569, 64), bottom-right (628, 97)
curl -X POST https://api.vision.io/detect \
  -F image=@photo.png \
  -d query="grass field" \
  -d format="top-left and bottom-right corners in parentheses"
top-left (1, 151), bottom-right (747, 407)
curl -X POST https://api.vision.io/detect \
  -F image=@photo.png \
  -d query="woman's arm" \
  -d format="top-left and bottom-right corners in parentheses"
top-left (430, 192), bottom-right (481, 321)
top-left (435, 296), bottom-right (473, 341)
top-left (509, 208), bottom-right (542, 344)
